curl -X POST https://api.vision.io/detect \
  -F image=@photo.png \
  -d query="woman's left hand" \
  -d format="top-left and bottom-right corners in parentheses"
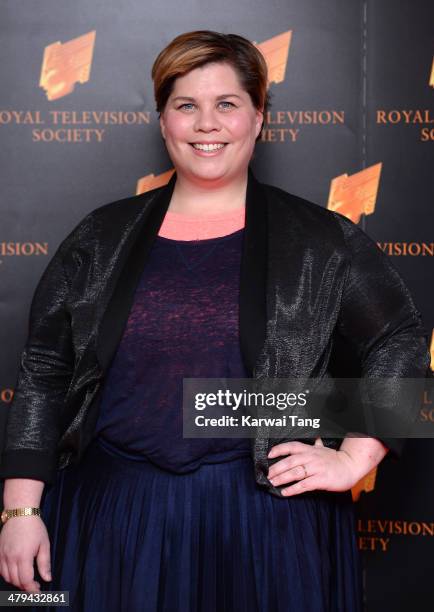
top-left (266, 437), bottom-right (365, 497)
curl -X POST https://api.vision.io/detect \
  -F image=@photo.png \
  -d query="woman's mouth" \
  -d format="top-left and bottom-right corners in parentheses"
top-left (190, 142), bottom-right (228, 154)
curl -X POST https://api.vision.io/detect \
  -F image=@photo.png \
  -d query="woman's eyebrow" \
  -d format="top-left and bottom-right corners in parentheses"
top-left (171, 94), bottom-right (243, 102)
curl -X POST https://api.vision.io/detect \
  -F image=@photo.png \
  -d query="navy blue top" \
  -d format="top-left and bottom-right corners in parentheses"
top-left (94, 228), bottom-right (252, 473)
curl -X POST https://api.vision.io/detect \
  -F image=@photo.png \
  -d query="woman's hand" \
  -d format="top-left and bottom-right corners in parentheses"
top-left (267, 437), bottom-right (388, 497)
top-left (0, 516), bottom-right (52, 592)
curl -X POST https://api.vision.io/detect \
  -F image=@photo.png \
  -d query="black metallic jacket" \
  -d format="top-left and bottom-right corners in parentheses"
top-left (0, 167), bottom-right (430, 497)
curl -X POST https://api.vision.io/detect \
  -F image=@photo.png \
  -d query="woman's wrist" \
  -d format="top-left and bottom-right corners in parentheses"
top-left (339, 436), bottom-right (389, 482)
top-left (3, 478), bottom-right (45, 508)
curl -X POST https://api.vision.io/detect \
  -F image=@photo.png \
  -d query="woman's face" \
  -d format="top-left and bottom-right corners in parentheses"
top-left (159, 62), bottom-right (263, 186)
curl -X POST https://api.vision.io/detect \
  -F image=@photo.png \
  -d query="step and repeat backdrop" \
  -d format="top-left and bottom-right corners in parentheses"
top-left (1, 0), bottom-right (433, 609)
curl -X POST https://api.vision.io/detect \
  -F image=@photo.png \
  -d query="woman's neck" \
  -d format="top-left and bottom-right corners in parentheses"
top-left (167, 173), bottom-right (247, 216)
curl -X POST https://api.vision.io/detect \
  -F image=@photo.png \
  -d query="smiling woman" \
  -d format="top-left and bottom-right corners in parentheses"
top-left (151, 31), bottom-right (269, 215)
top-left (157, 61), bottom-right (265, 213)
top-left (0, 29), bottom-right (429, 612)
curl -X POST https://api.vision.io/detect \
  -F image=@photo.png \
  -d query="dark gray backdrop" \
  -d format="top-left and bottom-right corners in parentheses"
top-left (1, 1), bottom-right (433, 609)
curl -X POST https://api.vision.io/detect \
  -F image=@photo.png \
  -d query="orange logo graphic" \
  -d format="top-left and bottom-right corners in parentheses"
top-left (327, 162), bottom-right (382, 223)
top-left (254, 30), bottom-right (292, 85)
top-left (352, 466), bottom-right (378, 502)
top-left (430, 57), bottom-right (434, 87)
top-left (136, 169), bottom-right (175, 195)
top-left (40, 31), bottom-right (96, 101)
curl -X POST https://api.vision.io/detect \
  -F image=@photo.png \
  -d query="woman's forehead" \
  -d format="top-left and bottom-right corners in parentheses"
top-left (170, 62), bottom-right (245, 96)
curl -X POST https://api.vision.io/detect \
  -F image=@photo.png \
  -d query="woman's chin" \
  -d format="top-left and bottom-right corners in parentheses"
top-left (183, 161), bottom-right (249, 184)
top-left (183, 167), bottom-right (233, 184)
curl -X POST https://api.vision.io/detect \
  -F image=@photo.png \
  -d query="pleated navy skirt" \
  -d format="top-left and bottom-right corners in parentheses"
top-left (36, 437), bottom-right (363, 612)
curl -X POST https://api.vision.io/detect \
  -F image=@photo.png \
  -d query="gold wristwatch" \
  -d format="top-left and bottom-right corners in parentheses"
top-left (1, 507), bottom-right (41, 524)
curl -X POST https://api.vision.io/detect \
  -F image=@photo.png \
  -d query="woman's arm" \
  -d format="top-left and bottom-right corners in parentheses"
top-left (0, 241), bottom-right (74, 484)
top-left (332, 212), bottom-right (431, 456)
top-left (0, 212), bottom-right (94, 484)
top-left (267, 215), bottom-right (430, 495)
top-left (3, 479), bottom-right (45, 508)
top-left (0, 213), bottom-right (94, 591)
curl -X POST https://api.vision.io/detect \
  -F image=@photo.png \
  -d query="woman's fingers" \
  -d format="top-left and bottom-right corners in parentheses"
top-left (267, 441), bottom-right (311, 458)
top-left (269, 448), bottom-right (360, 496)
top-left (267, 453), bottom-right (309, 480)
top-left (8, 562), bottom-right (21, 590)
top-left (267, 441), bottom-right (315, 480)
top-left (0, 560), bottom-right (11, 585)
top-left (280, 476), bottom-right (321, 496)
top-left (269, 463), bottom-right (312, 487)
top-left (36, 540), bottom-right (52, 583)
top-left (18, 558), bottom-right (40, 592)
top-left (268, 438), bottom-right (324, 459)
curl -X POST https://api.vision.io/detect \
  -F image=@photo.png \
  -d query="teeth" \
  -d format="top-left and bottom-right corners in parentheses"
top-left (192, 143), bottom-right (226, 151)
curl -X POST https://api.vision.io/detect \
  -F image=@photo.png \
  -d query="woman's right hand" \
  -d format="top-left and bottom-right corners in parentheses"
top-left (0, 516), bottom-right (52, 592)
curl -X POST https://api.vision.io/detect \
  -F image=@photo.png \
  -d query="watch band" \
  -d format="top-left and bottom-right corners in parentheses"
top-left (1, 507), bottom-right (41, 524)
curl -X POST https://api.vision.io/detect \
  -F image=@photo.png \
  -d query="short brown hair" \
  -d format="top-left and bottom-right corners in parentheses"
top-left (151, 30), bottom-right (271, 140)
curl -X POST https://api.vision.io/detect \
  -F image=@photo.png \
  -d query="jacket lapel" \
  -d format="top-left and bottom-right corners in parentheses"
top-left (95, 165), bottom-right (268, 377)
top-left (96, 171), bottom-right (177, 372)
top-left (239, 167), bottom-right (267, 375)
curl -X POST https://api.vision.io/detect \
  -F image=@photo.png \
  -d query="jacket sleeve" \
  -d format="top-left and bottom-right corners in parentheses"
top-left (0, 213), bottom-right (94, 485)
top-left (332, 212), bottom-right (431, 458)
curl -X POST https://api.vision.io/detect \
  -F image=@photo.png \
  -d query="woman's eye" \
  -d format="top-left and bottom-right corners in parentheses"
top-left (219, 101), bottom-right (235, 109)
top-left (177, 101), bottom-right (235, 111)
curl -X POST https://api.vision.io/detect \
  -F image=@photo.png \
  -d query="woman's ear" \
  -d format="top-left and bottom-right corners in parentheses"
top-left (255, 108), bottom-right (264, 139)
top-left (159, 114), bottom-right (166, 140)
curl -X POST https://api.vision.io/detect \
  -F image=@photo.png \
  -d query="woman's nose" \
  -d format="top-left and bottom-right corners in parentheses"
top-left (194, 108), bottom-right (222, 132)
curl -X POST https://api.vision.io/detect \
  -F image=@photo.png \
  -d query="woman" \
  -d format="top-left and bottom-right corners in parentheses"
top-left (0, 30), bottom-right (430, 611)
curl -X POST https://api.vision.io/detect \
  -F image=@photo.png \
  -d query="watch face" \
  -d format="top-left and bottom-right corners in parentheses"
top-left (1, 511), bottom-right (7, 524)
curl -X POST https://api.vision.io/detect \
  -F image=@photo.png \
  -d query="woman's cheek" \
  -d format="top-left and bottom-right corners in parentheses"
top-left (225, 115), bottom-right (255, 139)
